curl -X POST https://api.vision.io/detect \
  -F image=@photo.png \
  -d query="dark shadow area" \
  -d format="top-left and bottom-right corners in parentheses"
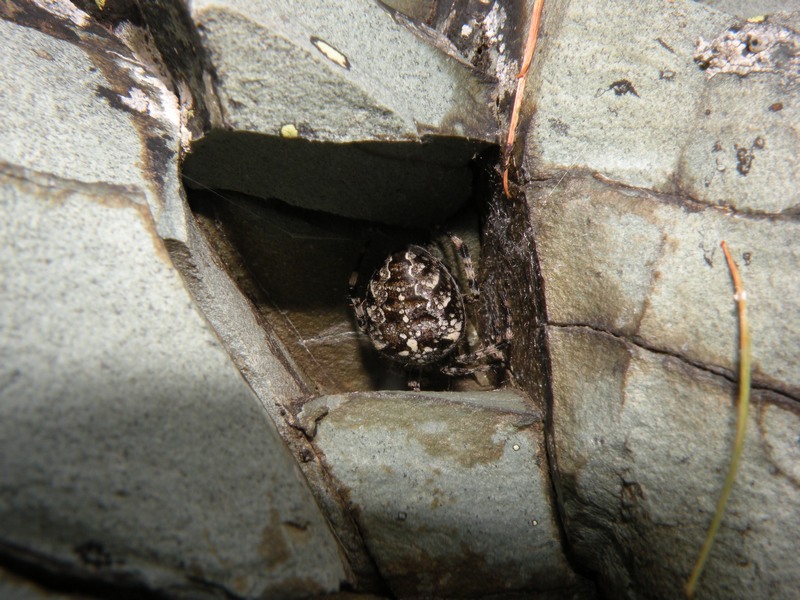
top-left (183, 134), bottom-right (500, 394)
top-left (0, 544), bottom-right (174, 600)
top-left (183, 130), bottom-right (490, 229)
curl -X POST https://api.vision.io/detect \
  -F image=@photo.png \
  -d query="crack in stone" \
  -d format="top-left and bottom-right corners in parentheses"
top-left (528, 167), bottom-right (800, 222)
top-left (548, 321), bottom-right (800, 404)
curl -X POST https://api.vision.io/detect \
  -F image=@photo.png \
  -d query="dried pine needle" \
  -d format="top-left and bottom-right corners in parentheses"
top-left (685, 241), bottom-right (752, 597)
top-left (502, 0), bottom-right (544, 197)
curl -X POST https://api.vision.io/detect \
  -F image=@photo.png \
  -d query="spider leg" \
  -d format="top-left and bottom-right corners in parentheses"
top-left (493, 296), bottom-right (514, 346)
top-left (349, 295), bottom-right (368, 334)
top-left (449, 341), bottom-right (508, 367)
top-left (439, 362), bottom-right (496, 377)
top-left (444, 232), bottom-right (479, 300)
top-left (348, 239), bottom-right (374, 334)
top-left (407, 370), bottom-right (422, 391)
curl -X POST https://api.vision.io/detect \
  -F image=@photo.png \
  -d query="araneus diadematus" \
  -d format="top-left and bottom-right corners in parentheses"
top-left (349, 233), bottom-right (509, 390)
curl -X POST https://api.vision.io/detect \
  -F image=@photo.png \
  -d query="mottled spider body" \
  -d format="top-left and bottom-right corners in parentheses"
top-left (350, 235), bottom-right (508, 390)
top-left (358, 245), bottom-right (465, 368)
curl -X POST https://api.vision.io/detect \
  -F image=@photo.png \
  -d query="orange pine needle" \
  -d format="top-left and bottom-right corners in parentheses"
top-left (502, 0), bottom-right (545, 197)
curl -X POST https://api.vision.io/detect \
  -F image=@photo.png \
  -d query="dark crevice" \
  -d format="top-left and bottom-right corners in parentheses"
top-left (184, 134), bottom-right (512, 396)
top-left (0, 544), bottom-right (197, 600)
top-left (549, 320), bottom-right (800, 404)
top-left (481, 157), bottom-right (599, 591)
top-left (183, 139), bottom-right (506, 594)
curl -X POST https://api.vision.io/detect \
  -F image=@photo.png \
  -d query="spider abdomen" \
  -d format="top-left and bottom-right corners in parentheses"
top-left (363, 245), bottom-right (465, 368)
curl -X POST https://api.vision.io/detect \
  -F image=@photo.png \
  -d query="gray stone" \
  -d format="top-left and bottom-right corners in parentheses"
top-left (299, 391), bottom-right (593, 599)
top-left (0, 7), bottom-right (347, 598)
top-left (696, 1), bottom-right (800, 17)
top-left (517, 0), bottom-right (800, 596)
top-left (0, 163), bottom-right (344, 598)
top-left (182, 0), bottom-right (497, 228)
top-left (526, 1), bottom-right (799, 214)
top-left (529, 175), bottom-right (800, 398)
top-left (0, 10), bottom-right (188, 242)
top-left (190, 0), bottom-right (495, 143)
top-left (681, 19), bottom-right (800, 214)
top-left (524, 0), bottom-right (733, 192)
top-left (548, 326), bottom-right (800, 599)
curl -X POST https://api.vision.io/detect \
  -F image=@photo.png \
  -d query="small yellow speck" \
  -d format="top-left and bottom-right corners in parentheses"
top-left (747, 15), bottom-right (766, 23)
top-left (95, 0), bottom-right (106, 9)
top-left (512, 443), bottom-right (521, 451)
top-left (280, 124), bottom-right (299, 138)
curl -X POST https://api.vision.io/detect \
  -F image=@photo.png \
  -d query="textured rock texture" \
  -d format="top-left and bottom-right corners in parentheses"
top-left (3, 0), bottom-right (799, 599)
top-left (0, 4), bottom-right (346, 598)
top-left (299, 391), bottom-right (592, 599)
top-left (520, 1), bottom-right (800, 598)
top-left (182, 0), bottom-right (496, 228)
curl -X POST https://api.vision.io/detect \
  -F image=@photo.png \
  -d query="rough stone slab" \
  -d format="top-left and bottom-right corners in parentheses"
top-left (0, 4), bottom-right (349, 590)
top-left (530, 175), bottom-right (800, 398)
top-left (190, 0), bottom-right (495, 143)
top-left (525, 1), bottom-right (799, 214)
top-left (679, 18), bottom-right (800, 214)
top-left (524, 0), bottom-right (732, 191)
top-left (299, 391), bottom-right (593, 599)
top-left (0, 164), bottom-right (346, 597)
top-left (182, 0), bottom-right (497, 228)
top-left (697, 1), bottom-right (800, 17)
top-left (548, 325), bottom-right (800, 599)
top-left (0, 10), bottom-right (190, 242)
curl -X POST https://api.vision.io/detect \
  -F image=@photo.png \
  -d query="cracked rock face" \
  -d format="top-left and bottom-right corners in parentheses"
top-left (0, 5), bottom-right (346, 598)
top-left (3, 0), bottom-right (799, 599)
top-left (523, 1), bottom-right (800, 598)
top-left (298, 391), bottom-right (594, 599)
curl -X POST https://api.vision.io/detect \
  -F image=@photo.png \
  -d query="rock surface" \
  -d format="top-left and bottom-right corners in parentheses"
top-left (191, 0), bottom-right (495, 143)
top-left (299, 391), bottom-right (593, 599)
top-left (182, 0), bottom-right (497, 228)
top-left (3, 0), bottom-right (799, 598)
top-left (549, 326), bottom-right (800, 599)
top-left (0, 6), bottom-right (346, 598)
top-left (531, 176), bottom-right (800, 397)
top-left (521, 0), bottom-right (800, 597)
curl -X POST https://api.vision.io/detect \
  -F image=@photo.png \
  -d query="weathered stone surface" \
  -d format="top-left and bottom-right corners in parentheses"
top-left (190, 0), bottom-right (495, 143)
top-left (525, 0), bottom-right (732, 192)
top-left (680, 18), bottom-right (800, 214)
top-left (548, 326), bottom-right (800, 599)
top-left (182, 0), bottom-right (497, 228)
top-left (525, 1), bottom-right (799, 215)
top-left (518, 0), bottom-right (800, 597)
top-left (0, 164), bottom-right (345, 598)
top-left (0, 13), bottom-right (159, 211)
top-left (299, 391), bottom-right (594, 599)
top-left (530, 176), bottom-right (800, 398)
top-left (0, 6), bottom-right (347, 598)
top-left (697, 0), bottom-right (800, 17)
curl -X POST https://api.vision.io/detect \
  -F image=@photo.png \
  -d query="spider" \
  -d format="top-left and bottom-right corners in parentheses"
top-left (348, 233), bottom-right (509, 390)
